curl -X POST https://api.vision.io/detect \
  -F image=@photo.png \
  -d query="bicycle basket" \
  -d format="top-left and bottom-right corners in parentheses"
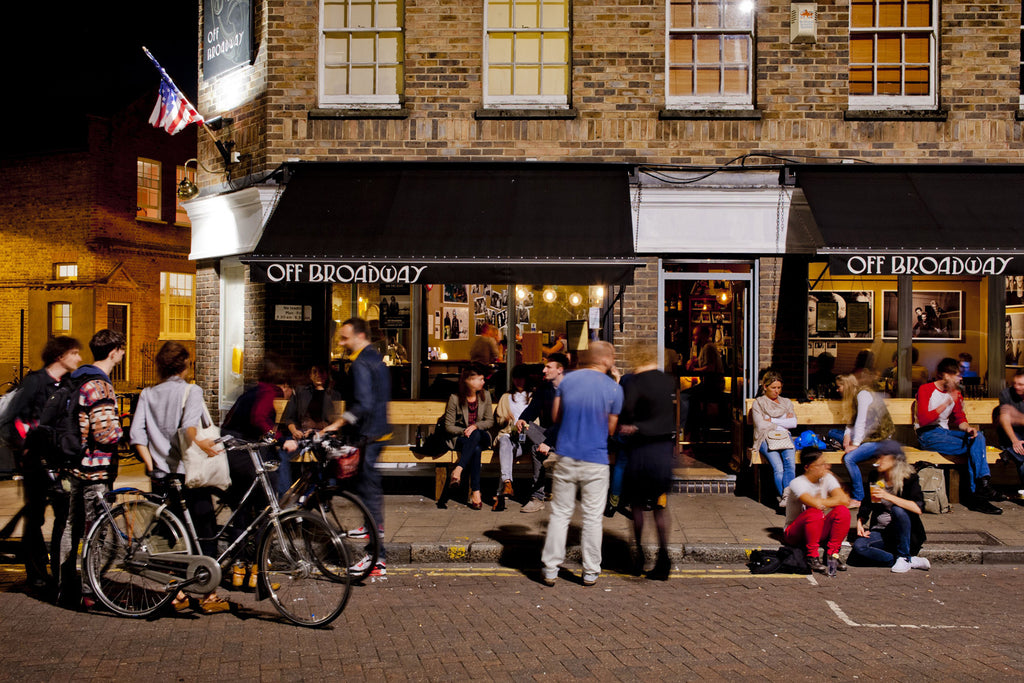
top-left (322, 440), bottom-right (361, 480)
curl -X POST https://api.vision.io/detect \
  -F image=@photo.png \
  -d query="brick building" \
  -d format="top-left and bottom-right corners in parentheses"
top-left (188, 0), bottom-right (1024, 443)
top-left (0, 92), bottom-right (198, 392)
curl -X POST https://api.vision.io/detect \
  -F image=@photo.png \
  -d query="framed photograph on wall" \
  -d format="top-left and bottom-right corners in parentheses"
top-left (808, 291), bottom-right (874, 340)
top-left (443, 285), bottom-right (468, 304)
top-left (1006, 307), bottom-right (1024, 367)
top-left (1007, 277), bottom-right (1024, 306)
top-left (882, 290), bottom-right (963, 341)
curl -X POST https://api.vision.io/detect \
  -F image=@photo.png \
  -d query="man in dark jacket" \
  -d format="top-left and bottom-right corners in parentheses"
top-left (324, 317), bottom-right (391, 577)
top-left (8, 336), bottom-right (81, 593)
top-left (515, 353), bottom-right (568, 513)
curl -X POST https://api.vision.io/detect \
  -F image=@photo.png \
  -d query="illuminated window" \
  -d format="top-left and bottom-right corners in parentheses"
top-left (175, 165), bottom-right (196, 225)
top-left (667, 0), bottom-right (755, 108)
top-left (54, 263), bottom-right (78, 280)
top-left (160, 272), bottom-right (195, 339)
top-left (137, 158), bottom-right (161, 220)
top-left (485, 0), bottom-right (570, 106)
top-left (849, 0), bottom-right (936, 108)
top-left (320, 0), bottom-right (404, 105)
top-left (49, 302), bottom-right (72, 338)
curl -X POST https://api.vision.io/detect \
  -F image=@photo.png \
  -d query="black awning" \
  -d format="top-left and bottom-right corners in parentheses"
top-left (795, 165), bottom-right (1024, 275)
top-left (246, 162), bottom-right (641, 285)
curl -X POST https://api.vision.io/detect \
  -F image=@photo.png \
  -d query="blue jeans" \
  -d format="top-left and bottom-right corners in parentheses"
top-left (760, 441), bottom-right (795, 497)
top-left (455, 430), bottom-right (487, 492)
top-left (842, 441), bottom-right (886, 501)
top-left (917, 427), bottom-right (989, 492)
top-left (357, 440), bottom-right (385, 561)
top-left (609, 449), bottom-right (629, 499)
top-left (851, 505), bottom-right (912, 566)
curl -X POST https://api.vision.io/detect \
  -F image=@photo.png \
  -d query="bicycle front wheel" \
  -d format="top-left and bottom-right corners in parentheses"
top-left (83, 499), bottom-right (191, 617)
top-left (258, 510), bottom-right (352, 628)
top-left (317, 487), bottom-right (381, 582)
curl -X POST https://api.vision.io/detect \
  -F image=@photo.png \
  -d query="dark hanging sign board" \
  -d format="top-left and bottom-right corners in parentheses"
top-left (829, 254), bottom-right (1024, 276)
top-left (203, 0), bottom-right (253, 79)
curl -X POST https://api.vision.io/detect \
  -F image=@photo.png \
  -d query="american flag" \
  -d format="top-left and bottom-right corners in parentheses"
top-left (148, 77), bottom-right (204, 135)
top-left (144, 47), bottom-right (203, 135)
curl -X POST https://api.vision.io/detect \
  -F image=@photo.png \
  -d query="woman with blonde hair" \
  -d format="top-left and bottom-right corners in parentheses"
top-left (828, 373), bottom-right (894, 507)
top-left (751, 370), bottom-right (797, 505)
top-left (849, 441), bottom-right (929, 573)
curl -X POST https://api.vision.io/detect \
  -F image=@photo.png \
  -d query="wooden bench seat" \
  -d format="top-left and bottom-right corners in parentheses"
top-left (744, 397), bottom-right (1003, 504)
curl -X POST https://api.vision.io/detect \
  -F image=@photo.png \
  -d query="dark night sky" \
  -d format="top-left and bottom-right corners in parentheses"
top-left (3, 2), bottom-right (198, 152)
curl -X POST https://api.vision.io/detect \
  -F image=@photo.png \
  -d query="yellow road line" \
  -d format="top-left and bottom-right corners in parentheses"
top-left (388, 567), bottom-right (804, 579)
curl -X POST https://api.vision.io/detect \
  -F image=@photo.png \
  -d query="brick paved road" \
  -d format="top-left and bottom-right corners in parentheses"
top-left (0, 563), bottom-right (1021, 681)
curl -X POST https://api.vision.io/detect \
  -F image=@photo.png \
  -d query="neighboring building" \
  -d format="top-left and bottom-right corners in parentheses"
top-left (0, 92), bottom-right (198, 392)
top-left (188, 0), bottom-right (1024, 440)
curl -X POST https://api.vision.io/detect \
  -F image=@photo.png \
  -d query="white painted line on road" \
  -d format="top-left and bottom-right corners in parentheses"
top-left (826, 600), bottom-right (978, 630)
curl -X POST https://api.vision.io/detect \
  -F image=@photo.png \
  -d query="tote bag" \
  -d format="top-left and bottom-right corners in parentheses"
top-left (177, 386), bottom-right (230, 490)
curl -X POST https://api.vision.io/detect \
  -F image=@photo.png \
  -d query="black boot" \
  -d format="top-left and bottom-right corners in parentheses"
top-left (646, 550), bottom-right (671, 581)
top-left (976, 476), bottom-right (1006, 502)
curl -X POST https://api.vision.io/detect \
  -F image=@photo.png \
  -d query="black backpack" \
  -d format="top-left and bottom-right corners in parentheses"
top-left (747, 545), bottom-right (810, 575)
top-left (28, 373), bottom-right (94, 470)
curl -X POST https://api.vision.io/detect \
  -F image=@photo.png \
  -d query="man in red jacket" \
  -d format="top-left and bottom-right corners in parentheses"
top-left (916, 357), bottom-right (1003, 514)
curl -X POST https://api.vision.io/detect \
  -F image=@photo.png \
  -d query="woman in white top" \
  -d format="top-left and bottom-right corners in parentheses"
top-left (491, 365), bottom-right (533, 511)
top-left (751, 370), bottom-right (798, 503)
top-left (829, 374), bottom-right (895, 506)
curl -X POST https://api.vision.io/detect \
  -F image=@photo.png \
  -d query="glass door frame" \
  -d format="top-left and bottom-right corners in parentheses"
top-left (657, 259), bottom-right (759, 401)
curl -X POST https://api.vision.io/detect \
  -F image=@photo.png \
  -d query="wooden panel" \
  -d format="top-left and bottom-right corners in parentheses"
top-left (521, 332), bottom-right (544, 363)
top-left (388, 400), bottom-right (446, 424)
top-left (744, 398), bottom-right (999, 426)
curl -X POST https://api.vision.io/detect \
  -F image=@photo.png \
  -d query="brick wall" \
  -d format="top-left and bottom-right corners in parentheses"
top-left (195, 262), bottom-right (220, 408)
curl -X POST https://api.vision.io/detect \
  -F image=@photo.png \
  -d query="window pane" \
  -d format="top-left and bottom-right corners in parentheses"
top-left (379, 32), bottom-right (402, 62)
top-left (136, 159), bottom-right (160, 220)
top-left (695, 35), bottom-right (720, 63)
top-left (349, 0), bottom-right (373, 27)
top-left (489, 34), bottom-right (514, 62)
top-left (514, 0), bottom-right (540, 28)
top-left (350, 64), bottom-right (376, 93)
top-left (541, 65), bottom-right (568, 95)
top-left (669, 67), bottom-right (694, 95)
top-left (324, 66), bottom-right (349, 95)
top-left (324, 1), bottom-right (347, 27)
top-left (515, 64), bottom-right (541, 94)
top-left (723, 0), bottom-right (754, 28)
top-left (517, 33), bottom-right (541, 62)
top-left (378, 0), bottom-right (402, 26)
top-left (877, 66), bottom-right (901, 94)
top-left (696, 0), bottom-right (721, 28)
top-left (541, 0), bottom-right (568, 28)
top-left (850, 35), bottom-right (874, 63)
top-left (671, 0), bottom-right (695, 28)
top-left (695, 67), bottom-right (720, 94)
top-left (488, 0), bottom-right (512, 27)
top-left (351, 35), bottom-right (375, 63)
top-left (850, 0), bottom-right (875, 28)
top-left (905, 34), bottom-right (929, 63)
top-left (905, 66), bottom-right (929, 94)
top-left (543, 34), bottom-right (568, 63)
top-left (906, 0), bottom-right (931, 26)
top-left (324, 34), bottom-right (350, 62)
top-left (849, 66), bottom-right (874, 94)
top-left (722, 65), bottom-right (748, 93)
top-left (878, 0), bottom-right (902, 27)
top-left (722, 35), bottom-right (748, 63)
top-left (669, 35), bottom-right (694, 64)
top-left (378, 64), bottom-right (401, 94)
top-left (489, 65), bottom-right (513, 94)
top-left (877, 36), bottom-right (900, 63)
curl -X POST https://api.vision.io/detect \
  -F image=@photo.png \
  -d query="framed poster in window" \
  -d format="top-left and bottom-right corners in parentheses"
top-left (1005, 307), bottom-right (1024, 367)
top-left (882, 290), bottom-right (963, 342)
top-left (808, 291), bottom-right (874, 340)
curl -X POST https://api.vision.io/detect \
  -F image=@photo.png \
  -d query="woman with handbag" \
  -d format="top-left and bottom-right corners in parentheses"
top-left (129, 341), bottom-right (229, 614)
top-left (444, 364), bottom-right (494, 509)
top-left (751, 370), bottom-right (798, 507)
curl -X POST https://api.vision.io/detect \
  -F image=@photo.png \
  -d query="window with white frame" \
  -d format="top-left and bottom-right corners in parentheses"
top-left (485, 0), bottom-right (570, 107)
top-left (175, 165), bottom-right (195, 225)
top-left (320, 0), bottom-right (404, 105)
top-left (49, 302), bottom-right (71, 338)
top-left (160, 272), bottom-right (195, 339)
top-left (53, 263), bottom-right (78, 281)
top-left (849, 0), bottom-right (936, 108)
top-left (137, 158), bottom-right (161, 220)
top-left (667, 0), bottom-right (755, 108)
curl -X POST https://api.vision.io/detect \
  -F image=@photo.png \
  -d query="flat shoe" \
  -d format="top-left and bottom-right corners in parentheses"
top-left (171, 596), bottom-right (191, 612)
top-left (199, 596), bottom-right (231, 614)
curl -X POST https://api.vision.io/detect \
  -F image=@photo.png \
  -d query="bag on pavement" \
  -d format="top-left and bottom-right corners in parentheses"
top-left (916, 465), bottom-right (950, 514)
top-left (747, 545), bottom-right (810, 575)
top-left (176, 386), bottom-right (230, 490)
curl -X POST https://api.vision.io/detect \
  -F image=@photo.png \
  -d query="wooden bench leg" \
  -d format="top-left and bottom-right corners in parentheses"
top-left (948, 468), bottom-right (960, 505)
top-left (435, 465), bottom-right (448, 501)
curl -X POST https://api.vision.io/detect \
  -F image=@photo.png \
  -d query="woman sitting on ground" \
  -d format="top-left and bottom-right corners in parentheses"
top-left (848, 440), bottom-right (930, 573)
top-left (751, 370), bottom-right (797, 507)
top-left (830, 373), bottom-right (895, 507)
top-left (444, 364), bottom-right (494, 510)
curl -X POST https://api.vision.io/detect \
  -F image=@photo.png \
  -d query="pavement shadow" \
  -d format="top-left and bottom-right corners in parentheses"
top-left (483, 523), bottom-right (638, 578)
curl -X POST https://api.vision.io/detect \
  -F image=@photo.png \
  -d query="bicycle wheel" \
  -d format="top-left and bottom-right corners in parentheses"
top-left (315, 487), bottom-right (381, 582)
top-left (258, 510), bottom-right (352, 628)
top-left (83, 499), bottom-right (191, 617)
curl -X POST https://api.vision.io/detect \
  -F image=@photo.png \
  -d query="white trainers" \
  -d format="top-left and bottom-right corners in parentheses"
top-left (582, 572), bottom-right (599, 586)
top-left (891, 557), bottom-right (912, 573)
top-left (348, 525), bottom-right (369, 539)
top-left (909, 556), bottom-right (931, 571)
top-left (521, 499), bottom-right (546, 513)
top-left (349, 554), bottom-right (373, 574)
top-left (370, 562), bottom-right (387, 578)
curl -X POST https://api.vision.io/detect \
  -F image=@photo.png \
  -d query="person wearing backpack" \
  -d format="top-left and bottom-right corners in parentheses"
top-left (5, 336), bottom-right (81, 594)
top-left (55, 329), bottom-right (125, 609)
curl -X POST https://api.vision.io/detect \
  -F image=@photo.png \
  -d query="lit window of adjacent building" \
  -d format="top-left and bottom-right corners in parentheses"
top-left (175, 165), bottom-right (195, 225)
top-left (1020, 4), bottom-right (1023, 105)
top-left (667, 0), bottom-right (755, 109)
top-left (49, 302), bottom-right (71, 338)
top-left (849, 0), bottom-right (936, 108)
top-left (160, 272), bottom-right (195, 340)
top-left (484, 0), bottom-right (570, 107)
top-left (53, 263), bottom-right (78, 281)
top-left (137, 158), bottom-right (161, 220)
top-left (320, 0), bottom-right (404, 105)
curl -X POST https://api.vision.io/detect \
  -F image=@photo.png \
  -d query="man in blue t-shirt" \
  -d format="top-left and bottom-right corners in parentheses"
top-left (541, 341), bottom-right (623, 588)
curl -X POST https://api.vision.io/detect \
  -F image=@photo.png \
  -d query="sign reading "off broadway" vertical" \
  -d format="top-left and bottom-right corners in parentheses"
top-left (203, 0), bottom-right (253, 79)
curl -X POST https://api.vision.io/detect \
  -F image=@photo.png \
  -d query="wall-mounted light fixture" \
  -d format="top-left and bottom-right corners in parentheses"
top-left (568, 292), bottom-right (583, 307)
top-left (542, 289), bottom-right (557, 303)
top-left (176, 158), bottom-right (200, 200)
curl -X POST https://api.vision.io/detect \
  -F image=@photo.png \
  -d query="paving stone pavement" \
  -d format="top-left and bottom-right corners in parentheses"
top-left (0, 562), bottom-right (1021, 680)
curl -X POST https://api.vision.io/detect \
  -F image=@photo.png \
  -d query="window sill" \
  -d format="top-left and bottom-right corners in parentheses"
top-left (158, 334), bottom-right (196, 342)
top-left (136, 216), bottom-right (166, 225)
top-left (659, 108), bottom-right (761, 121)
top-left (843, 109), bottom-right (948, 122)
top-left (474, 108), bottom-right (578, 120)
top-left (309, 107), bottom-right (410, 120)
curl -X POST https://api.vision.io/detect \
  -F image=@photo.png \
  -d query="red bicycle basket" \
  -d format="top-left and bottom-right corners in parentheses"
top-left (325, 443), bottom-right (361, 480)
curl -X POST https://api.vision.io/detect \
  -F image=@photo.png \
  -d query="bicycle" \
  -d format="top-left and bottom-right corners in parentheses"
top-left (281, 433), bottom-right (381, 582)
top-left (80, 435), bottom-right (353, 628)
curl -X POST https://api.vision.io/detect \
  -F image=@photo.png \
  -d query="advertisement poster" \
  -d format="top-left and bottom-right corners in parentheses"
top-left (379, 284), bottom-right (410, 329)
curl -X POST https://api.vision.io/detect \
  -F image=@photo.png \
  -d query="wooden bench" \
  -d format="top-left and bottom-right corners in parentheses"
top-left (744, 397), bottom-right (1004, 504)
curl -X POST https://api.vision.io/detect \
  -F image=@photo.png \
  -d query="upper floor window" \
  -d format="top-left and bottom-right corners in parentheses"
top-left (49, 302), bottom-right (72, 338)
top-left (484, 0), bottom-right (570, 107)
top-left (137, 158), bottom-right (161, 220)
top-left (849, 0), bottom-right (936, 109)
top-left (160, 272), bottom-right (196, 340)
top-left (175, 165), bottom-right (195, 225)
top-left (1019, 3), bottom-right (1023, 104)
top-left (53, 263), bottom-right (78, 281)
top-left (320, 0), bottom-right (404, 106)
top-left (667, 0), bottom-right (755, 109)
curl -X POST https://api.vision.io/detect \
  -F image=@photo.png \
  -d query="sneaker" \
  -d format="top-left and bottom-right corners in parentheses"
top-left (370, 562), bottom-right (387, 578)
top-left (348, 525), bottom-right (370, 539)
top-left (891, 557), bottom-right (912, 573)
top-left (541, 570), bottom-right (557, 586)
top-left (582, 572), bottom-right (599, 586)
top-left (349, 554), bottom-right (373, 575)
top-left (807, 557), bottom-right (828, 574)
top-left (909, 556), bottom-right (931, 571)
top-left (521, 499), bottom-right (545, 513)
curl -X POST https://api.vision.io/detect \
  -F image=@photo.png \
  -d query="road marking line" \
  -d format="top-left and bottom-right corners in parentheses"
top-left (826, 600), bottom-right (978, 630)
top-left (388, 567), bottom-right (805, 580)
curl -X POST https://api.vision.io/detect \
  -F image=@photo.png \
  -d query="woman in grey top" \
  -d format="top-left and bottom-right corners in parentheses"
top-left (130, 342), bottom-right (229, 614)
